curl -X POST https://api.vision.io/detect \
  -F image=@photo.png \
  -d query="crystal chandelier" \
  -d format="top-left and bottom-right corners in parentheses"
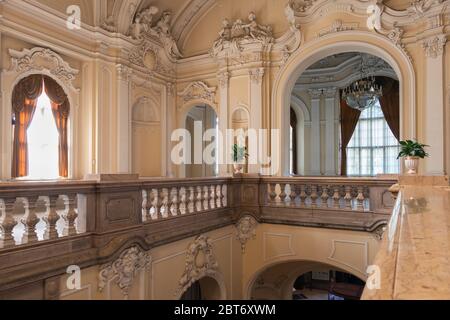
top-left (342, 57), bottom-right (383, 111)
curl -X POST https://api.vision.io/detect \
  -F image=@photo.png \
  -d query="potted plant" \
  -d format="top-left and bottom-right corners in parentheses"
top-left (397, 140), bottom-right (429, 174)
top-left (232, 144), bottom-right (248, 174)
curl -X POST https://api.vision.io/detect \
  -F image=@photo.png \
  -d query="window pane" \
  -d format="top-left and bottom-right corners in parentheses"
top-left (346, 100), bottom-right (399, 176)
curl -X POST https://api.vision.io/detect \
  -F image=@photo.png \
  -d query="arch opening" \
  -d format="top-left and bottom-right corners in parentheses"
top-left (272, 35), bottom-right (416, 176)
top-left (180, 276), bottom-right (223, 301)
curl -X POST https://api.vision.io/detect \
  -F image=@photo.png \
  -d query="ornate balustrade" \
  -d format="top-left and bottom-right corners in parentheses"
top-left (0, 181), bottom-right (95, 248)
top-left (262, 176), bottom-right (396, 214)
top-left (0, 175), bottom-right (396, 293)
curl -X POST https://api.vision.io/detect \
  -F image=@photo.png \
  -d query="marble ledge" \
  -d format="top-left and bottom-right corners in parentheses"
top-left (362, 184), bottom-right (450, 300)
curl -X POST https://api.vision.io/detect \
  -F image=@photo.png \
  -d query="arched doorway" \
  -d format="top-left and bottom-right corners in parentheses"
top-left (184, 104), bottom-right (218, 178)
top-left (288, 52), bottom-right (400, 177)
top-left (272, 33), bottom-right (416, 176)
top-left (180, 276), bottom-right (223, 300)
top-left (248, 260), bottom-right (365, 300)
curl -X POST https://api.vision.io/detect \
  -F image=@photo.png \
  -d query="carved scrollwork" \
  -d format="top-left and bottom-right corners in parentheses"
top-left (129, 41), bottom-right (175, 76)
top-left (177, 235), bottom-right (219, 297)
top-left (98, 246), bottom-right (151, 299)
top-left (236, 215), bottom-right (258, 253)
top-left (422, 34), bottom-right (447, 58)
top-left (177, 81), bottom-right (217, 104)
top-left (9, 47), bottom-right (79, 90)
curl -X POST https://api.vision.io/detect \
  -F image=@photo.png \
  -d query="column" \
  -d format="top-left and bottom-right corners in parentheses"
top-left (324, 87), bottom-right (337, 175)
top-left (218, 71), bottom-right (229, 176)
top-left (308, 89), bottom-right (322, 175)
top-left (422, 34), bottom-right (446, 175)
top-left (249, 68), bottom-right (265, 174)
top-left (166, 82), bottom-right (176, 177)
top-left (116, 64), bottom-right (131, 173)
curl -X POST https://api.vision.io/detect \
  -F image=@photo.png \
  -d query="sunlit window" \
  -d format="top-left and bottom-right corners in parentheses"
top-left (289, 126), bottom-right (294, 175)
top-left (346, 101), bottom-right (399, 176)
top-left (26, 91), bottom-right (60, 179)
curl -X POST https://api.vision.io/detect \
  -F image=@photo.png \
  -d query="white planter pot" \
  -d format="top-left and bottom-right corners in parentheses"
top-left (233, 163), bottom-right (243, 174)
top-left (404, 156), bottom-right (419, 175)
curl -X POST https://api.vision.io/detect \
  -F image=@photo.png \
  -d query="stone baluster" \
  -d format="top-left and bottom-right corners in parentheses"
top-left (279, 184), bottom-right (287, 204)
top-left (203, 186), bottom-right (210, 211)
top-left (170, 187), bottom-right (179, 216)
top-left (20, 197), bottom-right (40, 244)
top-left (0, 198), bottom-right (18, 247)
top-left (321, 186), bottom-right (329, 208)
top-left (289, 184), bottom-right (297, 206)
top-left (188, 186), bottom-right (195, 213)
top-left (310, 185), bottom-right (318, 208)
top-left (160, 188), bottom-right (169, 218)
top-left (195, 186), bottom-right (203, 212)
top-left (344, 186), bottom-right (353, 209)
top-left (43, 195), bottom-right (60, 239)
top-left (269, 184), bottom-right (277, 203)
top-left (179, 187), bottom-right (187, 215)
top-left (141, 190), bottom-right (148, 222)
top-left (60, 195), bottom-right (78, 236)
top-left (332, 186), bottom-right (341, 209)
top-left (221, 185), bottom-right (228, 207)
top-left (299, 185), bottom-right (307, 207)
top-left (216, 185), bottom-right (222, 208)
top-left (356, 186), bottom-right (365, 211)
top-left (149, 189), bottom-right (158, 220)
top-left (209, 185), bottom-right (216, 209)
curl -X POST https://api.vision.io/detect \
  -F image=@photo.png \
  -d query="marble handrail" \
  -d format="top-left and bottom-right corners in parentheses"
top-left (361, 184), bottom-right (450, 300)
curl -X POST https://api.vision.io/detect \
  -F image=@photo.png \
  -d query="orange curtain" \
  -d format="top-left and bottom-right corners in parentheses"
top-left (377, 77), bottom-right (400, 141)
top-left (340, 94), bottom-right (361, 176)
top-left (11, 75), bottom-right (44, 178)
top-left (44, 76), bottom-right (70, 178)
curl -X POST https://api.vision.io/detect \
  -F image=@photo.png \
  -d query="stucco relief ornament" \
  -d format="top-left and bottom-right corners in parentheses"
top-left (98, 246), bottom-right (151, 299)
top-left (422, 35), bottom-right (447, 58)
top-left (366, 4), bottom-right (412, 61)
top-left (236, 216), bottom-right (258, 253)
top-left (9, 47), bottom-right (79, 89)
top-left (177, 235), bottom-right (219, 297)
top-left (177, 81), bottom-right (217, 104)
top-left (408, 0), bottom-right (444, 16)
top-left (129, 7), bottom-right (182, 60)
top-left (288, 0), bottom-right (317, 13)
top-left (210, 12), bottom-right (274, 57)
top-left (101, 15), bottom-right (117, 32)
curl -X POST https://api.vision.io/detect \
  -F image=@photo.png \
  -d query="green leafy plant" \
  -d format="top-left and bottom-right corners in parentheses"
top-left (232, 144), bottom-right (249, 163)
top-left (397, 140), bottom-right (429, 159)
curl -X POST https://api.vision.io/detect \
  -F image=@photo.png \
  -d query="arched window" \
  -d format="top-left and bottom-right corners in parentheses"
top-left (11, 75), bottom-right (70, 179)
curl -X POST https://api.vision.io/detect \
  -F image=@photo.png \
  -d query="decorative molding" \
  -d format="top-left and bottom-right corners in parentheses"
top-left (217, 72), bottom-right (230, 89)
top-left (9, 47), bottom-right (79, 89)
top-left (101, 15), bottom-right (117, 33)
top-left (128, 41), bottom-right (175, 76)
top-left (328, 240), bottom-right (368, 275)
top-left (308, 88), bottom-right (322, 99)
top-left (236, 215), bottom-right (258, 253)
top-left (177, 81), bottom-right (216, 104)
top-left (317, 20), bottom-right (358, 38)
top-left (422, 34), bottom-right (447, 58)
top-left (116, 64), bottom-right (132, 81)
top-left (98, 246), bottom-right (151, 299)
top-left (372, 224), bottom-right (387, 241)
top-left (249, 68), bottom-right (265, 85)
top-left (323, 87), bottom-right (337, 99)
top-left (176, 235), bottom-right (219, 297)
